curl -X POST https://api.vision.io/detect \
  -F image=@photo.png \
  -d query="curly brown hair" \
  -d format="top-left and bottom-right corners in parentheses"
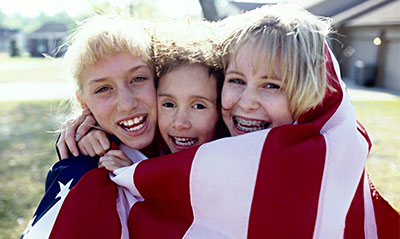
top-left (152, 18), bottom-right (223, 80)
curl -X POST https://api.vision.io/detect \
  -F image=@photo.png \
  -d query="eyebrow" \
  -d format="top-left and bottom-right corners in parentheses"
top-left (225, 70), bottom-right (244, 76)
top-left (88, 65), bottom-right (150, 84)
top-left (226, 70), bottom-right (282, 81)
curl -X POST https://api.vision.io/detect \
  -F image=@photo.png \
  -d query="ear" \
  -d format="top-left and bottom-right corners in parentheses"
top-left (76, 91), bottom-right (88, 110)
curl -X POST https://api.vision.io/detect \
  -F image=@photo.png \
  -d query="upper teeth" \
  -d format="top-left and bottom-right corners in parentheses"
top-left (236, 117), bottom-right (265, 127)
top-left (234, 116), bottom-right (269, 132)
top-left (119, 115), bottom-right (145, 131)
top-left (120, 115), bottom-right (144, 127)
top-left (173, 136), bottom-right (197, 146)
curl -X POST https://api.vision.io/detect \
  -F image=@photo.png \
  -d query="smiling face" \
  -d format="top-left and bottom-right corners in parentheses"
top-left (157, 63), bottom-right (219, 153)
top-left (221, 44), bottom-right (294, 136)
top-left (77, 52), bottom-right (157, 149)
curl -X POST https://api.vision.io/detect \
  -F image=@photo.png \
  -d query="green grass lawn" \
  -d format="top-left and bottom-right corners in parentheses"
top-left (0, 53), bottom-right (65, 84)
top-left (0, 99), bottom-right (398, 238)
top-left (0, 100), bottom-right (68, 239)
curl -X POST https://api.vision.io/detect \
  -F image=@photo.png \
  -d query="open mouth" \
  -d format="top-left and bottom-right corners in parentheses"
top-left (170, 136), bottom-right (198, 147)
top-left (233, 116), bottom-right (270, 133)
top-left (118, 115), bottom-right (147, 132)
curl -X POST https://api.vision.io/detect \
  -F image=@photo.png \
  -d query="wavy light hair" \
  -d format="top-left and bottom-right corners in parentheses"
top-left (63, 14), bottom-right (154, 93)
top-left (221, 4), bottom-right (332, 119)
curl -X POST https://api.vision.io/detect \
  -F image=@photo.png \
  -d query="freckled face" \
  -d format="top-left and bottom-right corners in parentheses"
top-left (221, 44), bottom-right (293, 136)
top-left (157, 63), bottom-right (219, 153)
top-left (78, 52), bottom-right (157, 149)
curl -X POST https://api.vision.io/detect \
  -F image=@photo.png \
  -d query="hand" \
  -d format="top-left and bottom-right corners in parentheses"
top-left (57, 109), bottom-right (96, 159)
top-left (98, 150), bottom-right (132, 171)
top-left (78, 129), bottom-right (110, 157)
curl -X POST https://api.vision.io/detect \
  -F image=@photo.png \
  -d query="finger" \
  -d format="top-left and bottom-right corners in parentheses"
top-left (78, 143), bottom-right (89, 156)
top-left (82, 108), bottom-right (92, 116)
top-left (78, 138), bottom-right (97, 157)
top-left (76, 115), bottom-right (97, 142)
top-left (98, 156), bottom-right (117, 171)
top-left (92, 139), bottom-right (106, 157)
top-left (56, 131), bottom-right (69, 159)
top-left (64, 120), bottom-right (80, 157)
top-left (103, 150), bottom-right (132, 167)
top-left (103, 150), bottom-right (128, 160)
top-left (96, 131), bottom-right (111, 152)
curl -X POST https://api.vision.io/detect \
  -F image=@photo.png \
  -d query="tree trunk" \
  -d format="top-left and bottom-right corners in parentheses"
top-left (198, 0), bottom-right (220, 21)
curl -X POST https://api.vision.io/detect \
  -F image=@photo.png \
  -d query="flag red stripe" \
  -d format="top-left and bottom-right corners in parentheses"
top-left (49, 168), bottom-right (121, 238)
top-left (128, 147), bottom-right (198, 238)
top-left (344, 172), bottom-right (366, 238)
top-left (248, 128), bottom-right (326, 238)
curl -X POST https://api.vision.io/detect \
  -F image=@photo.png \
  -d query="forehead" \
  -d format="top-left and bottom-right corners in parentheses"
top-left (228, 43), bottom-right (281, 77)
top-left (81, 53), bottom-right (151, 82)
top-left (158, 63), bottom-right (217, 96)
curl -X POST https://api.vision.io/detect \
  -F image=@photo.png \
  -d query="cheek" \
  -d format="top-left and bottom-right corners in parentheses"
top-left (196, 110), bottom-right (219, 143)
top-left (140, 85), bottom-right (157, 118)
top-left (221, 86), bottom-right (237, 110)
top-left (157, 111), bottom-right (170, 139)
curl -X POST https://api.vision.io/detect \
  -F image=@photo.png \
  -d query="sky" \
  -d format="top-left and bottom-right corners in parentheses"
top-left (0, 0), bottom-right (205, 18)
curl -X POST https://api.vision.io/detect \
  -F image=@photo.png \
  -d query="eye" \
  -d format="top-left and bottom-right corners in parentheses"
top-left (193, 103), bottom-right (206, 110)
top-left (264, 83), bottom-right (280, 89)
top-left (95, 86), bottom-right (110, 94)
top-left (131, 76), bottom-right (146, 83)
top-left (162, 102), bottom-right (175, 108)
top-left (227, 78), bottom-right (245, 85)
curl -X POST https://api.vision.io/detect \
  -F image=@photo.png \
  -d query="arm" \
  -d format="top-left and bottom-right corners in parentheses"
top-left (57, 109), bottom-right (110, 159)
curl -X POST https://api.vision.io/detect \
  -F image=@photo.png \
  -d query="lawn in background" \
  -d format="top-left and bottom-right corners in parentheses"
top-left (0, 100), bottom-right (68, 239)
top-left (0, 53), bottom-right (64, 84)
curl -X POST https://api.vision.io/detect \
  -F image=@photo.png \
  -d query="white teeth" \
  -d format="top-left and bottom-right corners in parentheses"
top-left (119, 115), bottom-right (145, 131)
top-left (172, 136), bottom-right (197, 146)
top-left (234, 116), bottom-right (269, 132)
top-left (126, 123), bottom-right (144, 132)
top-left (127, 120), bottom-right (134, 126)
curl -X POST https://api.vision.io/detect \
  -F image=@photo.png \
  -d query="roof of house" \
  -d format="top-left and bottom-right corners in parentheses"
top-left (228, 0), bottom-right (400, 28)
top-left (34, 23), bottom-right (68, 33)
top-left (334, 0), bottom-right (400, 27)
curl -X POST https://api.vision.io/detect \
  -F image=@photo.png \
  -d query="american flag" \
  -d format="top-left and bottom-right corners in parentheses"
top-left (22, 48), bottom-right (399, 239)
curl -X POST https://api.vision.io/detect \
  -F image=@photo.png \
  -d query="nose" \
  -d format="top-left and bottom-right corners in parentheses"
top-left (117, 87), bottom-right (138, 113)
top-left (171, 108), bottom-right (191, 130)
top-left (238, 86), bottom-right (259, 112)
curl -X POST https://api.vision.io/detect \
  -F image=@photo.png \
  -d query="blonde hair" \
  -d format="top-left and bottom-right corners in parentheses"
top-left (63, 14), bottom-right (154, 93)
top-left (221, 4), bottom-right (332, 119)
top-left (152, 18), bottom-right (223, 79)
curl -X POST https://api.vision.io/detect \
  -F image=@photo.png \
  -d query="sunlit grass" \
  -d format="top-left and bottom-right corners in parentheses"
top-left (0, 100), bottom-right (68, 239)
top-left (0, 53), bottom-right (64, 84)
top-left (353, 100), bottom-right (400, 211)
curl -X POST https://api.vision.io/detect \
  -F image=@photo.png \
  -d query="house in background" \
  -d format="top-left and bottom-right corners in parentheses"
top-left (26, 22), bottom-right (69, 57)
top-left (329, 0), bottom-right (400, 93)
top-left (0, 28), bottom-right (20, 54)
top-left (228, 0), bottom-right (400, 93)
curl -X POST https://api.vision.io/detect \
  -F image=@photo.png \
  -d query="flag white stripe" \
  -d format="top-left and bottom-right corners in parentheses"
top-left (313, 51), bottom-right (370, 238)
top-left (184, 130), bottom-right (269, 238)
top-left (363, 171), bottom-right (378, 239)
